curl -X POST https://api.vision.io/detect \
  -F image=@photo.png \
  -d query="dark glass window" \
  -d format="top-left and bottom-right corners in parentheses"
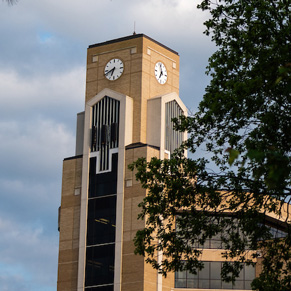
top-left (175, 261), bottom-right (255, 290)
top-left (85, 244), bottom-right (115, 287)
top-left (89, 154), bottom-right (118, 198)
top-left (177, 215), bottom-right (288, 250)
top-left (85, 285), bottom-right (114, 291)
top-left (87, 195), bottom-right (116, 246)
top-left (268, 225), bottom-right (288, 239)
top-left (176, 216), bottom-right (241, 250)
top-left (175, 269), bottom-right (188, 288)
top-left (91, 96), bottom-right (120, 152)
top-left (165, 100), bottom-right (184, 154)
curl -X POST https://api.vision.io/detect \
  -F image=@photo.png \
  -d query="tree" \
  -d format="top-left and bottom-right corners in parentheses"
top-left (3, 0), bottom-right (17, 5)
top-left (130, 0), bottom-right (291, 290)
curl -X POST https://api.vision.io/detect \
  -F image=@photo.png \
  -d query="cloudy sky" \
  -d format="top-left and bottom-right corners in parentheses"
top-left (0, 0), bottom-right (215, 290)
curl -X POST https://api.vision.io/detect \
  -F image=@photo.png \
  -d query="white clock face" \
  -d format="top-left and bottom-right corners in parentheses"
top-left (104, 58), bottom-right (124, 81)
top-left (155, 62), bottom-right (167, 84)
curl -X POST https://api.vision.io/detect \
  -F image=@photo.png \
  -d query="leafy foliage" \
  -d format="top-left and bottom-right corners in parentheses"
top-left (3, 0), bottom-right (18, 5)
top-left (130, 0), bottom-right (291, 290)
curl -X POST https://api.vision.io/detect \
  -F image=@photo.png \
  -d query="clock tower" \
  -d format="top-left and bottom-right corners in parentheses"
top-left (57, 34), bottom-right (187, 291)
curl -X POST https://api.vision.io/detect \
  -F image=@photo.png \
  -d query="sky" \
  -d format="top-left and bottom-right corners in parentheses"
top-left (0, 0), bottom-right (215, 290)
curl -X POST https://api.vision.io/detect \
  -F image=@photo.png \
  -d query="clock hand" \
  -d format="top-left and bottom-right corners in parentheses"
top-left (111, 67), bottom-right (116, 76)
top-left (105, 68), bottom-right (114, 76)
top-left (159, 63), bottom-right (163, 78)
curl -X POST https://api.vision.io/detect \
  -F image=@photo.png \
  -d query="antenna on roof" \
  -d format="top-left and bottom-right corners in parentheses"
top-left (133, 21), bottom-right (136, 35)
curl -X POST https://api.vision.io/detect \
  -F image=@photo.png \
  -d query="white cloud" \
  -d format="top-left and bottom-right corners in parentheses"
top-left (1, 0), bottom-right (207, 45)
top-left (0, 117), bottom-right (75, 180)
top-left (0, 216), bottom-right (58, 291)
top-left (0, 67), bottom-right (85, 112)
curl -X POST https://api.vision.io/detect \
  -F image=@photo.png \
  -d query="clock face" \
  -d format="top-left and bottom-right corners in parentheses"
top-left (104, 58), bottom-right (124, 81)
top-left (155, 62), bottom-right (167, 84)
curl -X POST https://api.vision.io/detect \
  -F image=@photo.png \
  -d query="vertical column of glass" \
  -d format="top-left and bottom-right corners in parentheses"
top-left (85, 154), bottom-right (118, 291)
top-left (165, 100), bottom-right (183, 154)
top-left (91, 97), bottom-right (120, 171)
top-left (85, 96), bottom-right (120, 291)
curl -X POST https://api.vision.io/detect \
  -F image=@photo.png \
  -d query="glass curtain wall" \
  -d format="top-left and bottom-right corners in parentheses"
top-left (85, 96), bottom-right (120, 291)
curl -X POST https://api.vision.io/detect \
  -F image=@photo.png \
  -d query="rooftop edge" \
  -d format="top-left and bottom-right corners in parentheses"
top-left (88, 33), bottom-right (179, 56)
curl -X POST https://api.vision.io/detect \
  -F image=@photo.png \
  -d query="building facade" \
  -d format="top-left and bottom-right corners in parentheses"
top-left (57, 34), bottom-right (187, 291)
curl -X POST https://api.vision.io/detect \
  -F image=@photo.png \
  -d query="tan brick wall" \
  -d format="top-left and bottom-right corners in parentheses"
top-left (85, 35), bottom-right (179, 145)
top-left (57, 35), bottom-right (181, 291)
top-left (57, 157), bottom-right (82, 291)
top-left (162, 271), bottom-right (175, 291)
top-left (122, 146), bottom-right (146, 291)
top-left (122, 145), bottom-right (161, 291)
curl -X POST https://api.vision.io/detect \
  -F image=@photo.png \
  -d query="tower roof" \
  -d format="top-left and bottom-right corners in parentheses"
top-left (88, 33), bottom-right (179, 55)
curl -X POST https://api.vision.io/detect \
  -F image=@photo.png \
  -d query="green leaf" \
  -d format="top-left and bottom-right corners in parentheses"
top-left (226, 147), bottom-right (240, 166)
